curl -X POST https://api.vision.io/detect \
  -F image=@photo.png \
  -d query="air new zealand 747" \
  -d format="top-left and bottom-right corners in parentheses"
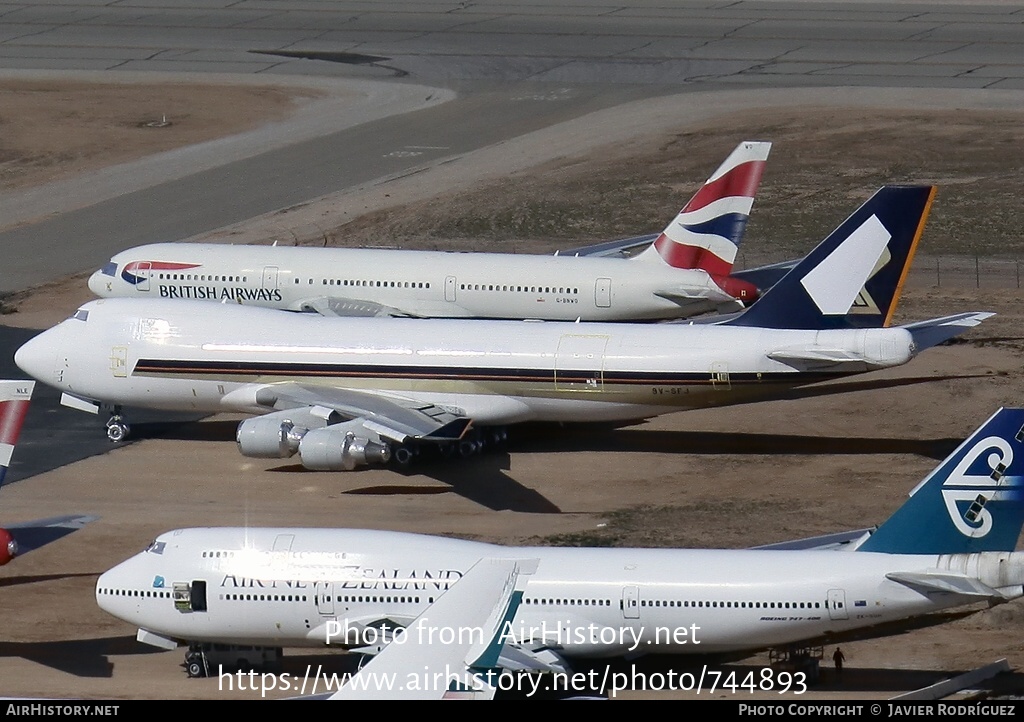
top-left (96, 408), bottom-right (1024, 689)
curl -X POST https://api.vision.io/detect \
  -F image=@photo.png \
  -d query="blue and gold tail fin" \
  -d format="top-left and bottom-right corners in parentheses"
top-left (725, 185), bottom-right (934, 330)
top-left (857, 408), bottom-right (1024, 554)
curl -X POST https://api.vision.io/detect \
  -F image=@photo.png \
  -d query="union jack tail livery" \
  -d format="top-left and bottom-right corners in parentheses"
top-left (0, 380), bottom-right (34, 487)
top-left (634, 140), bottom-right (771, 280)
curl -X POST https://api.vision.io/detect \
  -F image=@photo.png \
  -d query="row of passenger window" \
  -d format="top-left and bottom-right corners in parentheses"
top-left (460, 284), bottom-right (579, 294)
top-left (158, 273), bottom-right (248, 283)
top-left (220, 593), bottom-right (308, 603)
top-left (315, 279), bottom-right (431, 289)
top-left (524, 598), bottom-right (610, 607)
top-left (641, 600), bottom-right (823, 610)
top-left (98, 587), bottom-right (170, 599)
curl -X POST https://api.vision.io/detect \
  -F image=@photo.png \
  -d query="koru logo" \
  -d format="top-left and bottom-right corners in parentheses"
top-left (942, 436), bottom-right (1019, 538)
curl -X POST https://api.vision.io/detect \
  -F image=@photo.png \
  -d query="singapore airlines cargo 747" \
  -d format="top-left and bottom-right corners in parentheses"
top-left (17, 186), bottom-right (988, 470)
top-left (87, 142), bottom-right (771, 322)
top-left (96, 408), bottom-right (1024, 688)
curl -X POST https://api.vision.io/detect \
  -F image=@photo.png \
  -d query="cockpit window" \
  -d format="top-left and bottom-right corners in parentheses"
top-left (99, 262), bottom-right (118, 277)
top-left (72, 309), bottom-right (89, 322)
top-left (146, 540), bottom-right (166, 555)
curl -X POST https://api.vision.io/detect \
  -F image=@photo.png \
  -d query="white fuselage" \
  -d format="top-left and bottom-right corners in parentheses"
top-left (96, 528), bottom-right (1014, 656)
top-left (18, 298), bottom-right (915, 425)
top-left (88, 242), bottom-right (741, 322)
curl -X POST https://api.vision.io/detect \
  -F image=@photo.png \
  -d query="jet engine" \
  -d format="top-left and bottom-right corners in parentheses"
top-left (0, 528), bottom-right (18, 566)
top-left (297, 423), bottom-right (391, 471)
top-left (236, 406), bottom-right (344, 459)
top-left (236, 409), bottom-right (390, 471)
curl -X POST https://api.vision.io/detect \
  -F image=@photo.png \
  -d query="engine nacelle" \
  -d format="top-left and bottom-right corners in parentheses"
top-left (0, 528), bottom-right (18, 566)
top-left (236, 407), bottom-right (333, 459)
top-left (298, 422), bottom-right (391, 471)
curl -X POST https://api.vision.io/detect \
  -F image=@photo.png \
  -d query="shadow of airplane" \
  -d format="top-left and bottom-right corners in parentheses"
top-left (0, 635), bottom-right (161, 678)
top-left (48, 371), bottom-right (988, 513)
top-left (0, 572), bottom-right (98, 589)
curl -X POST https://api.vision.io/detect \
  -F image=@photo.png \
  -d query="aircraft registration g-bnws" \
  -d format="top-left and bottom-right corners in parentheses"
top-left (17, 186), bottom-right (991, 471)
top-left (87, 141), bottom-right (772, 322)
top-left (96, 409), bottom-right (1024, 691)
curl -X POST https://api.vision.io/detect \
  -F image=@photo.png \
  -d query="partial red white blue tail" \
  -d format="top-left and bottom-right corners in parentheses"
top-left (0, 380), bottom-right (34, 487)
top-left (634, 140), bottom-right (770, 278)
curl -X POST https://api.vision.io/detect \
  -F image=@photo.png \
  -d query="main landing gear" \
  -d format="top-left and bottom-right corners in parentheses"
top-left (389, 427), bottom-right (509, 469)
top-left (105, 407), bottom-right (130, 442)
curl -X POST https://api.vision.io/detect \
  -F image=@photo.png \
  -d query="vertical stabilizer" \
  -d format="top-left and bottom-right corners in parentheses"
top-left (0, 380), bottom-right (34, 487)
top-left (724, 185), bottom-right (934, 330)
top-left (634, 140), bottom-right (770, 277)
top-left (857, 408), bottom-right (1024, 554)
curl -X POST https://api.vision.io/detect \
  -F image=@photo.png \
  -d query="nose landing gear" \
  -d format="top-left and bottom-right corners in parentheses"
top-left (105, 408), bottom-right (130, 442)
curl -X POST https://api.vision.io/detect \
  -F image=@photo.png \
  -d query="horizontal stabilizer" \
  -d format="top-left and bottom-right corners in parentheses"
top-left (752, 528), bottom-right (872, 551)
top-left (767, 348), bottom-right (871, 366)
top-left (730, 259), bottom-right (799, 293)
top-left (564, 233), bottom-right (658, 258)
top-left (901, 312), bottom-right (994, 352)
top-left (7, 514), bottom-right (99, 556)
top-left (886, 571), bottom-right (1007, 599)
top-left (654, 290), bottom-right (744, 315)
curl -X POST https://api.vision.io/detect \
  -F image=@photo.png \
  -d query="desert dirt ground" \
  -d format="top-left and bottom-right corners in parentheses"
top-left (2, 79), bottom-right (1024, 699)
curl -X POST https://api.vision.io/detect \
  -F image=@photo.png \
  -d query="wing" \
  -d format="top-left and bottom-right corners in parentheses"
top-left (559, 233), bottom-right (659, 259)
top-left (330, 557), bottom-right (538, 700)
top-left (236, 383), bottom-right (472, 471)
top-left (255, 383), bottom-right (470, 443)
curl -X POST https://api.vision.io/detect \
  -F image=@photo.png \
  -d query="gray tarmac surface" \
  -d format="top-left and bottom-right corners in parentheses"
top-left (4, 0), bottom-right (1024, 292)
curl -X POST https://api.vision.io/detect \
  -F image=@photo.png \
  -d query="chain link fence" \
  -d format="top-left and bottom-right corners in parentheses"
top-left (735, 251), bottom-right (1023, 290)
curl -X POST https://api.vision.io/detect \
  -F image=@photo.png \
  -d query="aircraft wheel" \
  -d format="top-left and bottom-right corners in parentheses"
top-left (186, 660), bottom-right (205, 678)
top-left (106, 420), bottom-right (130, 443)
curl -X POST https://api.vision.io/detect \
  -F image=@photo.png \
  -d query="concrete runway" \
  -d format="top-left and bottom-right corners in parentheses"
top-left (3, 1), bottom-right (1024, 293)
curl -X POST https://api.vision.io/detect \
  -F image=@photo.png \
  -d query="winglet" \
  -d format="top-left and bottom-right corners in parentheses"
top-left (723, 185), bottom-right (935, 330)
top-left (633, 141), bottom-right (771, 276)
top-left (855, 408), bottom-right (1024, 554)
top-left (0, 380), bottom-right (35, 487)
top-left (331, 557), bottom-right (537, 700)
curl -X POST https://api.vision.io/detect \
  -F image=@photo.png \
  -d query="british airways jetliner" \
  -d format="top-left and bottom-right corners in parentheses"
top-left (96, 409), bottom-right (1024, 684)
top-left (87, 142), bottom-right (770, 321)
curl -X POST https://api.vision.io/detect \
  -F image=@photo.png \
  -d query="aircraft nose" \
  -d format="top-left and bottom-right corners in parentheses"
top-left (89, 262), bottom-right (119, 297)
top-left (87, 270), bottom-right (106, 297)
top-left (96, 559), bottom-right (138, 619)
top-left (14, 329), bottom-right (61, 387)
